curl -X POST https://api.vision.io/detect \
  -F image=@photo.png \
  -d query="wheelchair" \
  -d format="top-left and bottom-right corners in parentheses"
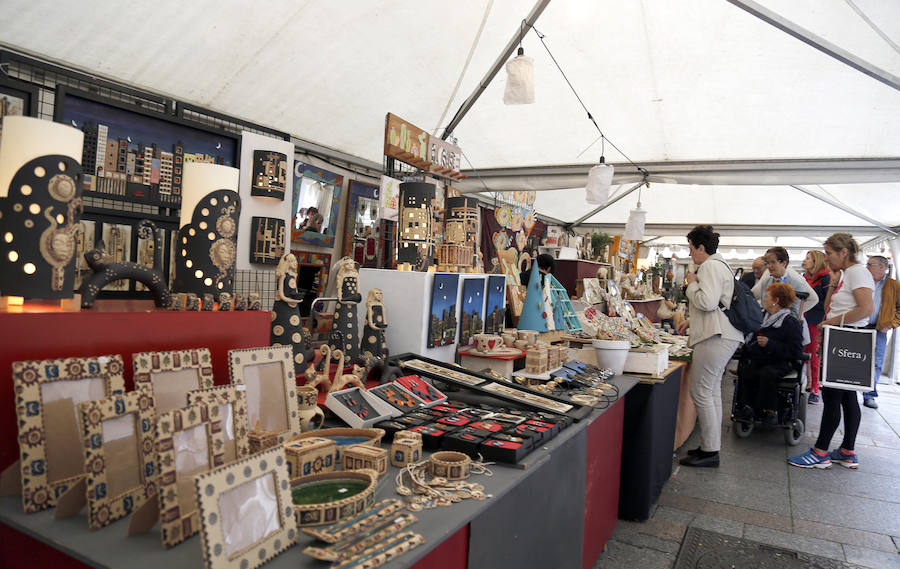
top-left (730, 351), bottom-right (811, 445)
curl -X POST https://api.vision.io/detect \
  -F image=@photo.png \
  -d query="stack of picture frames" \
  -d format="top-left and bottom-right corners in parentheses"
top-left (6, 344), bottom-right (306, 568)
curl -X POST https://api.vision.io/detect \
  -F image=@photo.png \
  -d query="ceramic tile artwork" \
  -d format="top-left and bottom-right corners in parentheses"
top-left (194, 445), bottom-right (297, 569)
top-left (428, 273), bottom-right (459, 348)
top-left (484, 275), bottom-right (506, 334)
top-left (459, 277), bottom-right (485, 345)
top-left (12, 355), bottom-right (126, 514)
top-left (155, 402), bottom-right (226, 549)
top-left (79, 390), bottom-right (158, 529)
top-left (249, 216), bottom-right (285, 265)
top-left (250, 150), bottom-right (287, 200)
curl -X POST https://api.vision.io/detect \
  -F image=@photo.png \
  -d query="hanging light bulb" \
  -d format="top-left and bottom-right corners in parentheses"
top-left (504, 44), bottom-right (534, 105)
top-left (623, 182), bottom-right (648, 241)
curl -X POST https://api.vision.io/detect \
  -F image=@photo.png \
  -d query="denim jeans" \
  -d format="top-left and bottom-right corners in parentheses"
top-left (864, 329), bottom-right (887, 399)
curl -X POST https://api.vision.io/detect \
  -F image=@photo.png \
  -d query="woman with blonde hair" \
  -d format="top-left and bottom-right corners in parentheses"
top-left (789, 233), bottom-right (873, 469)
top-left (801, 250), bottom-right (830, 403)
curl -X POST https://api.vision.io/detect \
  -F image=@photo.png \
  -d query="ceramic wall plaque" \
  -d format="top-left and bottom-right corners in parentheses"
top-left (12, 354), bottom-right (125, 513)
top-left (132, 348), bottom-right (214, 414)
top-left (79, 390), bottom-right (158, 529)
top-left (249, 216), bottom-right (285, 265)
top-left (250, 150), bottom-right (287, 200)
top-left (427, 273), bottom-right (459, 348)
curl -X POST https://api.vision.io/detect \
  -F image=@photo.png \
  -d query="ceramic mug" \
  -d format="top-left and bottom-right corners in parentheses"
top-left (518, 330), bottom-right (538, 345)
top-left (297, 385), bottom-right (324, 432)
top-left (514, 339), bottom-right (529, 349)
top-left (502, 332), bottom-right (517, 347)
top-left (474, 333), bottom-right (503, 353)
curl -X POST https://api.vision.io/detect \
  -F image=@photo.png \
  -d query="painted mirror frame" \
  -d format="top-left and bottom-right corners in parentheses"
top-left (290, 162), bottom-right (343, 247)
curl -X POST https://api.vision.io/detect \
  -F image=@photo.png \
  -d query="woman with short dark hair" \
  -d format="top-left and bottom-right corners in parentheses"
top-left (735, 282), bottom-right (804, 424)
top-left (677, 225), bottom-right (744, 467)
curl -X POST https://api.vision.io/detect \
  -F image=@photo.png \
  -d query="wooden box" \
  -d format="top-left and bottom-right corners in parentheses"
top-left (342, 444), bottom-right (389, 478)
top-left (624, 344), bottom-right (670, 376)
top-left (248, 428), bottom-right (279, 453)
top-left (284, 437), bottom-right (338, 478)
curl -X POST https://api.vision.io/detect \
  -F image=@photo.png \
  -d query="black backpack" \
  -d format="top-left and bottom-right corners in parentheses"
top-left (715, 260), bottom-right (763, 334)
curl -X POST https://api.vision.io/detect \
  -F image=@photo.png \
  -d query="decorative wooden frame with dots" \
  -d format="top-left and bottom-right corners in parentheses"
top-left (187, 385), bottom-right (251, 464)
top-left (227, 346), bottom-right (300, 443)
top-left (156, 402), bottom-right (226, 549)
top-left (194, 446), bottom-right (298, 569)
top-left (79, 390), bottom-right (158, 529)
top-left (12, 355), bottom-right (125, 514)
top-left (132, 348), bottom-right (215, 415)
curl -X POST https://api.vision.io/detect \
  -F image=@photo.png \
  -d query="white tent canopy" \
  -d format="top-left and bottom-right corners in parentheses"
top-left (1, 0), bottom-right (898, 244)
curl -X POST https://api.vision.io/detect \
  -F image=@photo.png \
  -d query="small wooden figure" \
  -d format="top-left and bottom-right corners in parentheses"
top-left (185, 293), bottom-right (200, 311)
top-left (201, 293), bottom-right (214, 311)
top-left (248, 292), bottom-right (261, 310)
top-left (233, 293), bottom-right (247, 310)
top-left (217, 292), bottom-right (232, 311)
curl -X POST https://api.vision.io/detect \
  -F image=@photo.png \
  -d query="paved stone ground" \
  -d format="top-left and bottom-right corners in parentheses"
top-left (594, 371), bottom-right (900, 569)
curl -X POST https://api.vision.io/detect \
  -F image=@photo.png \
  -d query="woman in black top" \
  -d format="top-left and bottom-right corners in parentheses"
top-left (737, 282), bottom-right (804, 424)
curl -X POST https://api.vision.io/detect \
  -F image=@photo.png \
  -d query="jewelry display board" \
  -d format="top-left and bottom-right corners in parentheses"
top-left (391, 353), bottom-right (592, 421)
top-left (12, 355), bottom-right (126, 513)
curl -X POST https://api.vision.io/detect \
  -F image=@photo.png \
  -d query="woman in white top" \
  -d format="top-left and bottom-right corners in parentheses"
top-left (751, 246), bottom-right (818, 319)
top-left (788, 233), bottom-right (874, 470)
top-left (677, 225), bottom-right (744, 468)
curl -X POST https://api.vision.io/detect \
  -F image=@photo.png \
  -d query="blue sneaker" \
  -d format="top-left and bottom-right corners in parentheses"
top-left (788, 448), bottom-right (832, 469)
top-left (828, 449), bottom-right (859, 469)
top-left (808, 393), bottom-right (820, 405)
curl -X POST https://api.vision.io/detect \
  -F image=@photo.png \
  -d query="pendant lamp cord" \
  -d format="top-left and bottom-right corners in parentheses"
top-left (528, 22), bottom-right (648, 178)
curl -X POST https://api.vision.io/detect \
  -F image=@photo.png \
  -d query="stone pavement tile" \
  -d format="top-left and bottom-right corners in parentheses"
top-left (841, 544), bottom-right (900, 569)
top-left (611, 526), bottom-right (681, 554)
top-left (688, 513), bottom-right (743, 538)
top-left (616, 518), bottom-right (687, 542)
top-left (872, 437), bottom-right (900, 450)
top-left (743, 525), bottom-right (846, 561)
top-left (652, 505), bottom-right (696, 525)
top-left (851, 445), bottom-right (900, 479)
top-left (708, 448), bottom-right (790, 483)
top-left (793, 519), bottom-right (897, 553)
top-left (667, 468), bottom-right (791, 515)
top-left (791, 486), bottom-right (900, 536)
top-left (657, 493), bottom-right (793, 532)
top-left (592, 540), bottom-right (676, 569)
top-left (789, 465), bottom-right (900, 504)
top-left (893, 536), bottom-right (900, 551)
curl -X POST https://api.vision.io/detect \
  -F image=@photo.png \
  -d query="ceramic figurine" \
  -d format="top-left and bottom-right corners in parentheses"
top-left (306, 344), bottom-right (334, 392)
top-left (185, 293), bottom-right (200, 311)
top-left (328, 256), bottom-right (362, 365)
top-left (271, 253), bottom-right (315, 374)
top-left (168, 293), bottom-right (183, 311)
top-left (474, 251), bottom-right (485, 273)
top-left (201, 293), bottom-right (214, 311)
top-left (217, 292), bottom-right (232, 311)
top-left (329, 357), bottom-right (366, 393)
top-left (359, 288), bottom-right (388, 370)
top-left (248, 292), bottom-right (261, 310)
top-left (297, 385), bottom-right (325, 432)
top-left (233, 293), bottom-right (247, 311)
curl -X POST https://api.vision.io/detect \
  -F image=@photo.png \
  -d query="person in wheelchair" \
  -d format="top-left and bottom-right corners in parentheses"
top-left (736, 282), bottom-right (804, 424)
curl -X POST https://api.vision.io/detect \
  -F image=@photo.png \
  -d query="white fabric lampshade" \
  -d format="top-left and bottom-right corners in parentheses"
top-left (623, 207), bottom-right (647, 241)
top-left (585, 163), bottom-right (614, 205)
top-left (504, 55), bottom-right (535, 105)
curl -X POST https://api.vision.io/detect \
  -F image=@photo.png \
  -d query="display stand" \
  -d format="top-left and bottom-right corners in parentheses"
top-left (553, 259), bottom-right (605, 297)
top-left (358, 269), bottom-right (494, 364)
top-left (627, 298), bottom-right (663, 323)
top-left (457, 346), bottom-right (524, 377)
top-left (618, 365), bottom-right (682, 521)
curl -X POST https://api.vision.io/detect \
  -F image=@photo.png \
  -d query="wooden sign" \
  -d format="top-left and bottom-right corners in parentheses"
top-left (427, 136), bottom-right (464, 179)
top-left (384, 113), bottom-right (430, 169)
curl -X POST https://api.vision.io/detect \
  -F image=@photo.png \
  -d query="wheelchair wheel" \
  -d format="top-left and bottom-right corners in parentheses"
top-left (734, 421), bottom-right (754, 438)
top-left (784, 418), bottom-right (804, 446)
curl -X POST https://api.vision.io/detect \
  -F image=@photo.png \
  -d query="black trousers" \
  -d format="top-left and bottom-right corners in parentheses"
top-left (815, 387), bottom-right (861, 451)
top-left (738, 359), bottom-right (791, 412)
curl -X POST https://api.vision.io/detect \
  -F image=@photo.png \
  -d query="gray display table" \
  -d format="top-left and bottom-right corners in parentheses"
top-left (0, 377), bottom-right (638, 569)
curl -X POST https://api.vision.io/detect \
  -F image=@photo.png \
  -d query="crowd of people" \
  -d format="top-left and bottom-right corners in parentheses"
top-left (676, 226), bottom-right (899, 471)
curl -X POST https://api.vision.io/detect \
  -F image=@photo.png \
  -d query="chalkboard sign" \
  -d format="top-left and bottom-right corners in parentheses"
top-left (821, 325), bottom-right (875, 392)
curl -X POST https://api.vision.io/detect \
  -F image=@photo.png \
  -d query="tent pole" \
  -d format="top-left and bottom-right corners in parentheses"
top-left (726, 0), bottom-right (900, 92)
top-left (568, 181), bottom-right (645, 228)
top-left (789, 185), bottom-right (898, 236)
top-left (440, 0), bottom-right (552, 140)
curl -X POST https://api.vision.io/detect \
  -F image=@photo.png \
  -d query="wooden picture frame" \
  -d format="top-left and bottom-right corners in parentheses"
top-left (155, 402), bottom-right (226, 548)
top-left (341, 180), bottom-right (380, 264)
top-left (227, 346), bottom-right (300, 444)
top-left (79, 390), bottom-right (158, 529)
top-left (291, 162), bottom-right (344, 247)
top-left (12, 355), bottom-right (126, 513)
top-left (132, 348), bottom-right (215, 414)
top-left (0, 75), bottom-right (39, 125)
top-left (194, 446), bottom-right (297, 569)
top-left (187, 385), bottom-right (251, 464)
